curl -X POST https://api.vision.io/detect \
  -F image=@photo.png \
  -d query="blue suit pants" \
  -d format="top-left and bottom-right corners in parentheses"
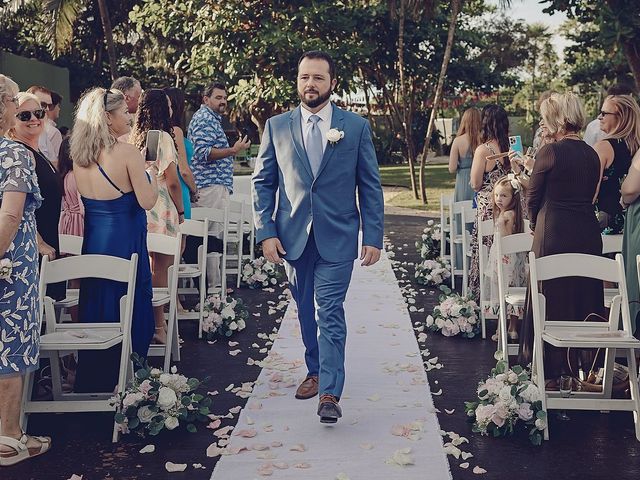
top-left (284, 231), bottom-right (354, 399)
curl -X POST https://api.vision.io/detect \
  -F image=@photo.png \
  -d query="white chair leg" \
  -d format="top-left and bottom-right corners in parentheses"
top-left (626, 349), bottom-right (640, 441)
top-left (499, 308), bottom-right (509, 368)
top-left (533, 342), bottom-right (549, 441)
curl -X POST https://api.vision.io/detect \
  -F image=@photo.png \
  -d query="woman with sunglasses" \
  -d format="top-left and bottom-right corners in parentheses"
top-left (0, 75), bottom-right (52, 465)
top-left (9, 92), bottom-right (65, 301)
top-left (593, 94), bottom-right (640, 234)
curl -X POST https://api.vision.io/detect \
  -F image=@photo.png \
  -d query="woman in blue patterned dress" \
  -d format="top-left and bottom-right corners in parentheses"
top-left (0, 75), bottom-right (51, 466)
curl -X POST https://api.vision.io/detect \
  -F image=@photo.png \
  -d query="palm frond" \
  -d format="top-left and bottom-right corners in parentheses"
top-left (43, 0), bottom-right (84, 56)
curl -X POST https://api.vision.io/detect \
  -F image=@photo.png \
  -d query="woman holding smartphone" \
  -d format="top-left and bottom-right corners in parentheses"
top-left (130, 89), bottom-right (184, 344)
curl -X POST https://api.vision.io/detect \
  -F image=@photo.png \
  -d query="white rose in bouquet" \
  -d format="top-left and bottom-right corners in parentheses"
top-left (499, 385), bottom-right (514, 403)
top-left (237, 319), bottom-right (246, 330)
top-left (165, 416), bottom-right (180, 430)
top-left (137, 405), bottom-right (156, 423)
top-left (520, 384), bottom-right (542, 403)
top-left (150, 368), bottom-right (162, 377)
top-left (517, 402), bottom-right (534, 421)
top-left (157, 386), bottom-right (178, 411)
top-left (270, 277), bottom-right (277, 285)
top-left (534, 418), bottom-right (546, 430)
top-left (229, 321), bottom-right (238, 331)
top-left (221, 305), bottom-right (236, 319)
top-left (123, 392), bottom-right (144, 408)
top-left (427, 220), bottom-right (434, 226)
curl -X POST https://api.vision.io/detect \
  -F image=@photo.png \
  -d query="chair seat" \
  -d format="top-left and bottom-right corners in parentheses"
top-left (505, 288), bottom-right (526, 307)
top-left (543, 326), bottom-right (640, 349)
top-left (53, 289), bottom-right (79, 308)
top-left (178, 264), bottom-right (201, 278)
top-left (40, 329), bottom-right (123, 350)
top-left (152, 288), bottom-right (170, 307)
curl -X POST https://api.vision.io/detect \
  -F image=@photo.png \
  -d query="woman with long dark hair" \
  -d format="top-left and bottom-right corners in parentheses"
top-left (468, 104), bottom-right (511, 304)
top-left (130, 89), bottom-right (184, 344)
top-left (165, 87), bottom-right (197, 220)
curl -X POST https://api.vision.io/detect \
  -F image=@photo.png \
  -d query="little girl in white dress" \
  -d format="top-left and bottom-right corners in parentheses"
top-left (484, 174), bottom-right (528, 341)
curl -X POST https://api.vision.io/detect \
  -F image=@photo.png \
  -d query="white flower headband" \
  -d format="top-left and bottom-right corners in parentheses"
top-left (506, 173), bottom-right (522, 193)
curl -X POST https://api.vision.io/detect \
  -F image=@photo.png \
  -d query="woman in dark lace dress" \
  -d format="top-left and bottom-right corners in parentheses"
top-left (468, 104), bottom-right (511, 305)
top-left (593, 94), bottom-right (640, 234)
top-left (518, 93), bottom-right (604, 386)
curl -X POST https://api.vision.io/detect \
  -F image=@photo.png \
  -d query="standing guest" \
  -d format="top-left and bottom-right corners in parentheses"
top-left (449, 107), bottom-right (481, 270)
top-left (130, 89), bottom-right (184, 345)
top-left (58, 137), bottom-right (84, 237)
top-left (187, 81), bottom-right (250, 224)
top-left (468, 104), bottom-right (511, 303)
top-left (71, 88), bottom-right (157, 392)
top-left (593, 94), bottom-right (640, 234)
top-left (532, 90), bottom-right (557, 151)
top-left (621, 149), bottom-right (640, 334)
top-left (253, 50), bottom-right (384, 423)
top-left (111, 76), bottom-right (142, 115)
top-left (518, 93), bottom-right (604, 386)
top-left (0, 74), bottom-right (51, 466)
top-left (9, 92), bottom-right (65, 301)
top-left (26, 85), bottom-right (61, 167)
top-left (47, 91), bottom-right (63, 159)
top-left (165, 87), bottom-right (198, 220)
top-left (585, 83), bottom-right (636, 147)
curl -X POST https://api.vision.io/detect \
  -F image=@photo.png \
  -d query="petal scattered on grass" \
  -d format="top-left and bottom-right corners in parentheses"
top-left (139, 444), bottom-right (155, 454)
top-left (473, 466), bottom-right (487, 474)
top-left (289, 444), bottom-right (306, 452)
top-left (165, 462), bottom-right (187, 472)
top-left (460, 462), bottom-right (470, 469)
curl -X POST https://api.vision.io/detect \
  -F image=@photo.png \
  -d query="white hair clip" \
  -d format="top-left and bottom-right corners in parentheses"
top-left (506, 173), bottom-right (521, 192)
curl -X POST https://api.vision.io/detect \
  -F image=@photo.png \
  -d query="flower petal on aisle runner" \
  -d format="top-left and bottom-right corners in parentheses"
top-left (210, 250), bottom-right (451, 479)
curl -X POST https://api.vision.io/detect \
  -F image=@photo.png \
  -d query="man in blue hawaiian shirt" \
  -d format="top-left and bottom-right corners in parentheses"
top-left (187, 82), bottom-right (251, 220)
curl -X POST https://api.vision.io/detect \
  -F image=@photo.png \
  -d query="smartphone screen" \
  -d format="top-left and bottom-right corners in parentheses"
top-left (146, 130), bottom-right (161, 162)
top-left (509, 135), bottom-right (523, 155)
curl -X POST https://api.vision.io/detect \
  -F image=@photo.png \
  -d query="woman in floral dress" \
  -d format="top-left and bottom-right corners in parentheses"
top-left (468, 104), bottom-right (511, 304)
top-left (0, 75), bottom-right (51, 465)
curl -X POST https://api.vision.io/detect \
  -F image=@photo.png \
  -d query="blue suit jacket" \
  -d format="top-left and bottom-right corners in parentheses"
top-left (252, 104), bottom-right (384, 263)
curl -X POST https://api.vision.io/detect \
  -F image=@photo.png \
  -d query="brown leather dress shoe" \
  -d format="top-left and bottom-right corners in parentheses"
top-left (295, 375), bottom-right (318, 399)
top-left (317, 394), bottom-right (342, 423)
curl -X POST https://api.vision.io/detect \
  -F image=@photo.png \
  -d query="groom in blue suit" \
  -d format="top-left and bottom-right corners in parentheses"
top-left (252, 51), bottom-right (384, 423)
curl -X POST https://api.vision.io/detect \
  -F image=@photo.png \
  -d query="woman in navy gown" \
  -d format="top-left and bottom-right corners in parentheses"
top-left (70, 88), bottom-right (159, 392)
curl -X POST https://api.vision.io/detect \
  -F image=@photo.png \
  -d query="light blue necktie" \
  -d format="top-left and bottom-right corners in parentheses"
top-left (306, 114), bottom-right (323, 177)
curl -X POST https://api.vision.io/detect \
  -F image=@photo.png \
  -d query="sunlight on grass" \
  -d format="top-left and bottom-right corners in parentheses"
top-left (380, 164), bottom-right (456, 213)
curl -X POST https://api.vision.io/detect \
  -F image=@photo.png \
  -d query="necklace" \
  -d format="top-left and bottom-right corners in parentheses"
top-left (560, 133), bottom-right (581, 141)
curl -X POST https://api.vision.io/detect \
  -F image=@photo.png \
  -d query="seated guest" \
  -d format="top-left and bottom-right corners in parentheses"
top-left (0, 74), bottom-right (51, 466)
top-left (9, 92), bottom-right (65, 301)
top-left (130, 89), bottom-right (184, 344)
top-left (518, 92), bottom-right (605, 387)
top-left (593, 94), bottom-right (640, 233)
top-left (71, 88), bottom-right (158, 392)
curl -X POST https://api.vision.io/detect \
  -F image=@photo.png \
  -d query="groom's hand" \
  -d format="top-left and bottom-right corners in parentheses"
top-left (360, 246), bottom-right (381, 267)
top-left (263, 237), bottom-right (286, 264)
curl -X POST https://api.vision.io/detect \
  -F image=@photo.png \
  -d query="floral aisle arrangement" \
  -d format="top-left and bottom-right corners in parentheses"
top-left (464, 355), bottom-right (547, 446)
top-left (202, 294), bottom-right (249, 340)
top-left (415, 220), bottom-right (442, 260)
top-left (112, 354), bottom-right (211, 436)
top-left (241, 256), bottom-right (283, 289)
top-left (426, 286), bottom-right (480, 338)
top-left (415, 257), bottom-right (451, 287)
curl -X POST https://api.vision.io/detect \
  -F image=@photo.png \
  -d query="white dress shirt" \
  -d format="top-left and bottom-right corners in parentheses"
top-left (300, 101), bottom-right (333, 154)
top-left (584, 118), bottom-right (605, 147)
top-left (38, 119), bottom-right (62, 163)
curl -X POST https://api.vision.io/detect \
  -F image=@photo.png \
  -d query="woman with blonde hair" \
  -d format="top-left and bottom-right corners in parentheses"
top-left (518, 92), bottom-right (604, 387)
top-left (449, 107), bottom-right (481, 202)
top-left (593, 94), bottom-right (640, 233)
top-left (71, 87), bottom-right (158, 393)
top-left (0, 75), bottom-right (51, 465)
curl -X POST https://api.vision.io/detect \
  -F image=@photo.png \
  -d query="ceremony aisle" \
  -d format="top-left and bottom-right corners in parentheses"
top-left (211, 250), bottom-right (452, 480)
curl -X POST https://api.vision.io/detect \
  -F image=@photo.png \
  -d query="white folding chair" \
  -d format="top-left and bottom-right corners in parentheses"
top-left (529, 252), bottom-right (640, 441)
top-left (449, 199), bottom-right (473, 290)
top-left (190, 207), bottom-right (228, 295)
top-left (495, 231), bottom-right (533, 363)
top-left (440, 193), bottom-right (452, 260)
top-left (22, 253), bottom-right (138, 443)
top-left (465, 213), bottom-right (494, 338)
top-left (55, 234), bottom-right (85, 315)
top-left (454, 200), bottom-right (477, 296)
top-left (147, 233), bottom-right (181, 371)
top-left (233, 193), bottom-right (256, 261)
top-left (178, 218), bottom-right (210, 338)
top-left (227, 199), bottom-right (251, 289)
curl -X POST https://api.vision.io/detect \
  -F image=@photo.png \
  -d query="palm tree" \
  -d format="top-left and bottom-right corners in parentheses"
top-left (1, 0), bottom-right (118, 80)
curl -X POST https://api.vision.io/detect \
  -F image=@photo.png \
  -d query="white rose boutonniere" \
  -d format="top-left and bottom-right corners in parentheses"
top-left (0, 258), bottom-right (12, 280)
top-left (326, 128), bottom-right (344, 145)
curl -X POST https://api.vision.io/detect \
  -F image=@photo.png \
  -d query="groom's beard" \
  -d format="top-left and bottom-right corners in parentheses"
top-left (299, 88), bottom-right (332, 109)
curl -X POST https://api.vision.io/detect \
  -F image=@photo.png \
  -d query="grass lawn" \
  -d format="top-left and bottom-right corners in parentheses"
top-left (380, 164), bottom-right (455, 213)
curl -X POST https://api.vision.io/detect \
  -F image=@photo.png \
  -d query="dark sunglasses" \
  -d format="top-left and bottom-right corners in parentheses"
top-left (16, 109), bottom-right (46, 122)
top-left (40, 102), bottom-right (54, 111)
top-left (599, 110), bottom-right (618, 117)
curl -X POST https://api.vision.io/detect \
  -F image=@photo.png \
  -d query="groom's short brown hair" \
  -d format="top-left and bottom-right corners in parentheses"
top-left (298, 51), bottom-right (336, 80)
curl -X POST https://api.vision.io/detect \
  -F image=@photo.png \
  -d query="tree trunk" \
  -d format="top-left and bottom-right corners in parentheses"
top-left (621, 38), bottom-right (640, 92)
top-left (96, 0), bottom-right (118, 81)
top-left (418, 0), bottom-right (462, 204)
top-left (397, 0), bottom-right (419, 199)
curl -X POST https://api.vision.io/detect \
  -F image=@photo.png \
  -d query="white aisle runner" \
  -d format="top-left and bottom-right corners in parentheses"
top-left (211, 252), bottom-right (452, 479)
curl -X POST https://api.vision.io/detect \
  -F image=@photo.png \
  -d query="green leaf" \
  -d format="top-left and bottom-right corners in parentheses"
top-left (114, 412), bottom-right (126, 423)
top-left (128, 417), bottom-right (140, 430)
top-left (187, 423), bottom-right (197, 433)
